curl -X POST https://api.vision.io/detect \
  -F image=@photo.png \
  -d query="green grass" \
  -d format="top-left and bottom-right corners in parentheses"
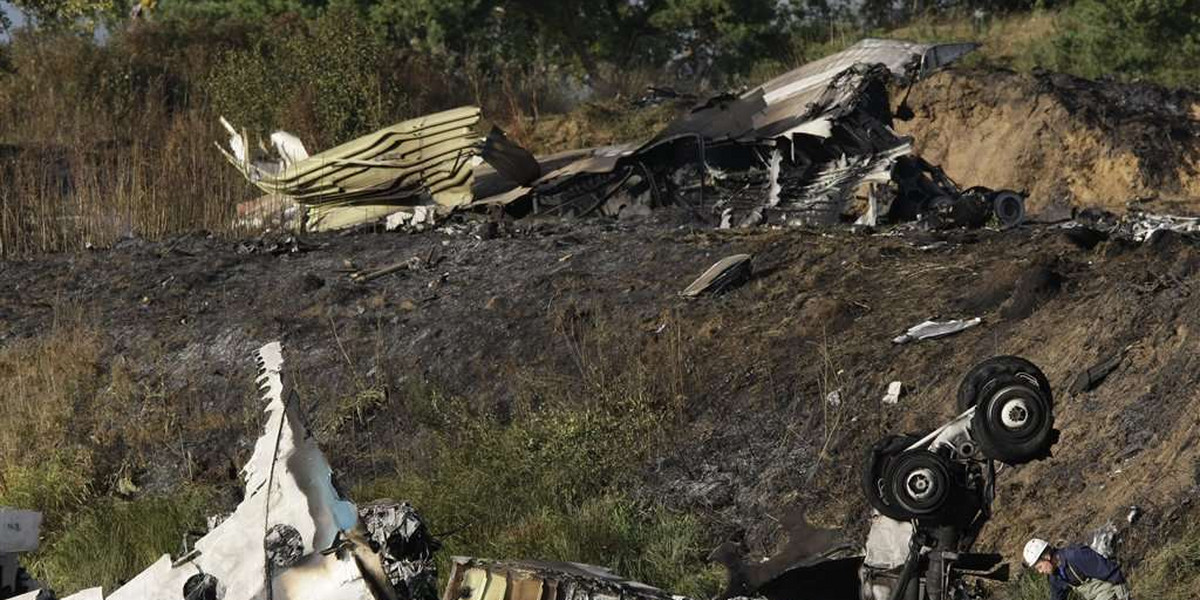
top-left (355, 385), bottom-right (724, 597)
top-left (29, 487), bottom-right (214, 594)
top-left (1004, 569), bottom-right (1052, 600)
top-left (355, 309), bottom-right (722, 597)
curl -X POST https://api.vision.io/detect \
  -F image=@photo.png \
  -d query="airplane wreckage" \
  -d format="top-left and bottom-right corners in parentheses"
top-left (2, 343), bottom-right (1057, 600)
top-left (224, 39), bottom-right (1028, 233)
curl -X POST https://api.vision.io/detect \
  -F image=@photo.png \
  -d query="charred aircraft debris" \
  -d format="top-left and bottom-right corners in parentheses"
top-left (226, 39), bottom-right (1029, 234)
top-left (3, 347), bottom-right (1058, 600)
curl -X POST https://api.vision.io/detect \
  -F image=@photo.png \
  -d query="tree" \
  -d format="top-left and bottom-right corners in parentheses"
top-left (1052, 0), bottom-right (1200, 86)
top-left (6, 0), bottom-right (118, 28)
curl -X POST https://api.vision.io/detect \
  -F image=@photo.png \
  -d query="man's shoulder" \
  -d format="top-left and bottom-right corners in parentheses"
top-left (1060, 544), bottom-right (1098, 559)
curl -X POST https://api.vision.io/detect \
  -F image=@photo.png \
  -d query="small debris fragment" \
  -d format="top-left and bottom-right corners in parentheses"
top-left (882, 381), bottom-right (904, 405)
top-left (351, 257), bottom-right (423, 283)
top-left (1069, 352), bottom-right (1124, 395)
top-left (826, 390), bottom-right (843, 408)
top-left (1127, 506), bottom-right (1141, 524)
top-left (681, 254), bottom-right (753, 297)
top-left (891, 317), bottom-right (982, 344)
top-left (1090, 521), bottom-right (1119, 558)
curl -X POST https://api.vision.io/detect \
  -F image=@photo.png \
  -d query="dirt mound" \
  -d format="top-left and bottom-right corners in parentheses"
top-left (897, 68), bottom-right (1200, 215)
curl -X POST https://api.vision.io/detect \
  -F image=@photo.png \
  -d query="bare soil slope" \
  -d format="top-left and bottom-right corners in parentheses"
top-left (2, 219), bottom-right (1199, 594)
top-left (898, 68), bottom-right (1200, 215)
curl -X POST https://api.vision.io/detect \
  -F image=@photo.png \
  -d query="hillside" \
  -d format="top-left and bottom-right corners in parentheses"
top-left (3, 210), bottom-right (1199, 597)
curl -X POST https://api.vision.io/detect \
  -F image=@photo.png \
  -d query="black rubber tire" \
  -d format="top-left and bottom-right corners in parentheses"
top-left (956, 356), bottom-right (1053, 413)
top-left (885, 450), bottom-right (953, 517)
top-left (860, 434), bottom-right (923, 520)
top-left (992, 190), bottom-right (1026, 229)
top-left (971, 373), bottom-right (1056, 464)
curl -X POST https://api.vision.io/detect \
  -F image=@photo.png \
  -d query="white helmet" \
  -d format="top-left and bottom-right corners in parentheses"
top-left (1023, 538), bottom-right (1051, 567)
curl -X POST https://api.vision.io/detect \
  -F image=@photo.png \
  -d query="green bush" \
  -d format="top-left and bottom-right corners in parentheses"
top-left (204, 5), bottom-right (404, 147)
top-left (1050, 0), bottom-right (1200, 87)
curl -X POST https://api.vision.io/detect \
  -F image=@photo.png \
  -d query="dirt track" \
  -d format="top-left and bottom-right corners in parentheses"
top-left (3, 216), bottom-right (1198, 587)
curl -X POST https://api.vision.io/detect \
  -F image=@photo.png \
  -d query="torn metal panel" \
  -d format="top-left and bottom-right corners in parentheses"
top-left (221, 108), bottom-right (539, 232)
top-left (681, 254), bottom-right (753, 297)
top-left (0, 510), bottom-right (41, 554)
top-left (648, 39), bottom-right (975, 148)
top-left (892, 318), bottom-right (982, 344)
top-left (779, 142), bottom-right (911, 226)
top-left (758, 39), bottom-right (977, 109)
top-left (882, 381), bottom-right (903, 405)
top-left (862, 515), bottom-right (914, 570)
top-left (60, 590), bottom-right (103, 600)
top-left (442, 558), bottom-right (676, 600)
top-left (95, 342), bottom-right (400, 600)
top-left (358, 502), bottom-right (440, 600)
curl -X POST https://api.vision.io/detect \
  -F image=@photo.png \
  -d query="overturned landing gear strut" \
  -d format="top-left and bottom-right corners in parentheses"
top-left (859, 356), bottom-right (1058, 600)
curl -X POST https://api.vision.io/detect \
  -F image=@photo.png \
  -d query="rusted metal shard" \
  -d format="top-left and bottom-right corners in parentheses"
top-left (681, 254), bottom-right (753, 297)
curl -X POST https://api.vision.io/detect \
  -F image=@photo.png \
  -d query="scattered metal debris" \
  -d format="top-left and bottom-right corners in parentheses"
top-left (1090, 521), bottom-right (1119, 558)
top-left (826, 389), bottom-right (843, 408)
top-left (1069, 208), bottom-right (1200, 243)
top-left (891, 317), bottom-right (982, 344)
top-left (223, 39), bottom-right (1025, 234)
top-left (1127, 210), bottom-right (1200, 242)
top-left (681, 254), bottom-right (753, 297)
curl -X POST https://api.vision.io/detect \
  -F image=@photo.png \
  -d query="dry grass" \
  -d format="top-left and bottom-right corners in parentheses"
top-left (0, 314), bottom-right (224, 595)
top-left (0, 318), bottom-right (101, 515)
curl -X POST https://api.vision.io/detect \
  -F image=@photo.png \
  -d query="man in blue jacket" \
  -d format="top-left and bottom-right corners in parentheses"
top-left (1023, 538), bottom-right (1132, 600)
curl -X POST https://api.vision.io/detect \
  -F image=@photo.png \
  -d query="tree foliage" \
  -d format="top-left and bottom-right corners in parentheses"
top-left (7, 0), bottom-right (118, 28)
top-left (1052, 0), bottom-right (1200, 86)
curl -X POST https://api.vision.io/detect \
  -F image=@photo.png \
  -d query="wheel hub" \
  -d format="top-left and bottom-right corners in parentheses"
top-left (905, 468), bottom-right (937, 500)
top-left (1001, 398), bottom-right (1030, 429)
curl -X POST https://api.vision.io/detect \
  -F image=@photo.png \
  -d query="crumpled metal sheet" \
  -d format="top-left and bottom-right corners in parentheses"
top-left (357, 502), bottom-right (440, 600)
top-left (862, 515), bottom-right (914, 570)
top-left (649, 39), bottom-right (976, 148)
top-left (892, 318), bottom-right (982, 344)
top-left (681, 254), bottom-right (753, 297)
top-left (224, 108), bottom-right (539, 232)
